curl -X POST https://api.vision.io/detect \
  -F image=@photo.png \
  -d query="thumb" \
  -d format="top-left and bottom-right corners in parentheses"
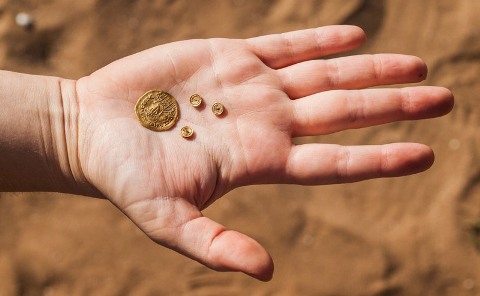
top-left (179, 216), bottom-right (274, 281)
top-left (138, 198), bottom-right (274, 281)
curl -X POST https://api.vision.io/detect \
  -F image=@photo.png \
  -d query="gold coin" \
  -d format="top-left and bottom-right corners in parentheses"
top-left (181, 126), bottom-right (194, 138)
top-left (135, 90), bottom-right (179, 131)
top-left (189, 94), bottom-right (203, 107)
top-left (212, 102), bottom-right (224, 115)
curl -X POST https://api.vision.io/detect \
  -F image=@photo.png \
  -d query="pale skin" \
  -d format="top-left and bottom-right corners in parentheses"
top-left (0, 26), bottom-right (454, 281)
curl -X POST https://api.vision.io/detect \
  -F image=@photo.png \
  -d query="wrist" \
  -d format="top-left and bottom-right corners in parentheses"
top-left (0, 71), bottom-right (101, 197)
top-left (56, 78), bottom-right (103, 197)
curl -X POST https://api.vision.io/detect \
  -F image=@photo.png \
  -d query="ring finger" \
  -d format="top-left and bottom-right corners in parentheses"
top-left (291, 86), bottom-right (454, 137)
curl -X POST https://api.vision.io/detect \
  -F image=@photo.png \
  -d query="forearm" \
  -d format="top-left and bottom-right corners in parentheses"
top-left (0, 70), bottom-right (97, 196)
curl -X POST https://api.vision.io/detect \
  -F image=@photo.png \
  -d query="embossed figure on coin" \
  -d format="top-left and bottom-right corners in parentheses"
top-left (212, 102), bottom-right (224, 115)
top-left (135, 90), bottom-right (179, 131)
top-left (190, 94), bottom-right (203, 107)
top-left (181, 126), bottom-right (194, 138)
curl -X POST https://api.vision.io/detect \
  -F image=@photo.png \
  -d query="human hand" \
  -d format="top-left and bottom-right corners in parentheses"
top-left (70, 25), bottom-right (453, 280)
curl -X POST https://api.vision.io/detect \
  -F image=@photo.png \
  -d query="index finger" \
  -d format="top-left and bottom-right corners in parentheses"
top-left (247, 25), bottom-right (366, 69)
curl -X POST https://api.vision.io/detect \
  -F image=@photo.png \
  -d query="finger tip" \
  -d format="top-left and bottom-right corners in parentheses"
top-left (437, 87), bottom-right (455, 114)
top-left (394, 55), bottom-right (428, 82)
top-left (236, 236), bottom-right (274, 281)
top-left (409, 86), bottom-right (454, 118)
top-left (346, 25), bottom-right (367, 45)
top-left (247, 251), bottom-right (274, 282)
top-left (413, 57), bottom-right (428, 81)
top-left (210, 230), bottom-right (274, 281)
top-left (340, 24), bottom-right (365, 35)
top-left (426, 86), bottom-right (455, 117)
top-left (418, 144), bottom-right (435, 171)
top-left (322, 25), bottom-right (366, 49)
top-left (400, 143), bottom-right (435, 174)
top-left (385, 143), bottom-right (435, 177)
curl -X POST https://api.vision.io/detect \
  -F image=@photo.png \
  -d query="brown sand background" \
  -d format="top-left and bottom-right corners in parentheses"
top-left (1, 0), bottom-right (480, 295)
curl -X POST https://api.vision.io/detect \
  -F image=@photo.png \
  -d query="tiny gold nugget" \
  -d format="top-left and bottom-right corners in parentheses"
top-left (212, 102), bottom-right (224, 115)
top-left (181, 126), bottom-right (194, 138)
top-left (135, 90), bottom-right (179, 132)
top-left (189, 94), bottom-right (203, 107)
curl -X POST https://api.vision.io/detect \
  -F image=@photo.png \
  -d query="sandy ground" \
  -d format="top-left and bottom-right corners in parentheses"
top-left (1, 0), bottom-right (480, 295)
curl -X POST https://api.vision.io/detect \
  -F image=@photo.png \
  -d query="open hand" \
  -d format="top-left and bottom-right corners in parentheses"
top-left (73, 25), bottom-right (453, 280)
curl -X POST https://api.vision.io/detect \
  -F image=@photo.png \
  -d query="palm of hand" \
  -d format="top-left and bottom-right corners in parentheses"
top-left (74, 26), bottom-right (453, 281)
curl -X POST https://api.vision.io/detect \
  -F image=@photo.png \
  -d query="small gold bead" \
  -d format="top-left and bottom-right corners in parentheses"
top-left (181, 126), bottom-right (194, 138)
top-left (212, 102), bottom-right (224, 115)
top-left (189, 94), bottom-right (203, 107)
